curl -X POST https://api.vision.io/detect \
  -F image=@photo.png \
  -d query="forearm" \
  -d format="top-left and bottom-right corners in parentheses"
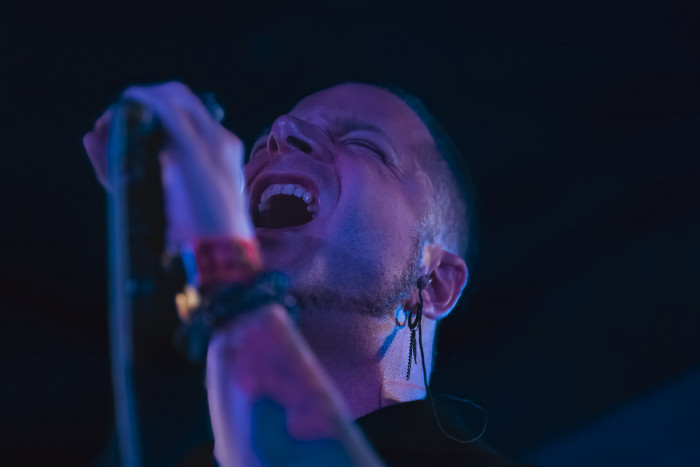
top-left (206, 303), bottom-right (382, 467)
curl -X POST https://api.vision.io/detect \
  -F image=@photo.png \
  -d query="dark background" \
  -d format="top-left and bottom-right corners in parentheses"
top-left (1, 1), bottom-right (699, 465)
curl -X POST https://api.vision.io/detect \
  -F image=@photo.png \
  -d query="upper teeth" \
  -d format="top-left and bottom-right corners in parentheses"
top-left (258, 183), bottom-right (316, 213)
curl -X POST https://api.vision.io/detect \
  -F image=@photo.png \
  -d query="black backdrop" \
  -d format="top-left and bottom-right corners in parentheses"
top-left (1, 1), bottom-right (699, 465)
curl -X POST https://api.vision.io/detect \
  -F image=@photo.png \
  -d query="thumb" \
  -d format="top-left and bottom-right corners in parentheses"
top-left (83, 109), bottom-right (113, 189)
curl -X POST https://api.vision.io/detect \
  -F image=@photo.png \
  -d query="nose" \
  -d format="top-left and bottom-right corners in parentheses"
top-left (267, 115), bottom-right (329, 160)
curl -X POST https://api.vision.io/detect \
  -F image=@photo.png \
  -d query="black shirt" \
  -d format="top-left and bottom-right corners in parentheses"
top-left (356, 398), bottom-right (528, 466)
top-left (181, 399), bottom-right (529, 466)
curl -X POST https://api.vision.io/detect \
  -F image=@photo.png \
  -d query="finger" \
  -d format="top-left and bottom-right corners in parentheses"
top-left (121, 82), bottom-right (220, 146)
top-left (121, 84), bottom-right (198, 147)
top-left (156, 82), bottom-right (220, 135)
top-left (83, 131), bottom-right (109, 188)
top-left (83, 108), bottom-right (113, 188)
top-left (95, 107), bottom-right (112, 131)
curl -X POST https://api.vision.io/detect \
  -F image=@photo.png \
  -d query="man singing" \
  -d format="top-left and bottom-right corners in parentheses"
top-left (84, 82), bottom-right (520, 465)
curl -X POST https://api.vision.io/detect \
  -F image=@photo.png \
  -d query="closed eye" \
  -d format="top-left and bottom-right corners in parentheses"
top-left (344, 139), bottom-right (387, 161)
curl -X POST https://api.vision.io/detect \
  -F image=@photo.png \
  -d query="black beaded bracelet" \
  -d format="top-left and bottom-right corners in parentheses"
top-left (175, 271), bottom-right (298, 361)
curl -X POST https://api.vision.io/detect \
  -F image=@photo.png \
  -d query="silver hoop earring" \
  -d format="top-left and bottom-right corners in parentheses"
top-left (394, 306), bottom-right (408, 326)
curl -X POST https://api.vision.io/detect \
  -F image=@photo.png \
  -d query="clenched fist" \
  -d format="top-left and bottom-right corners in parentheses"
top-left (83, 81), bottom-right (254, 247)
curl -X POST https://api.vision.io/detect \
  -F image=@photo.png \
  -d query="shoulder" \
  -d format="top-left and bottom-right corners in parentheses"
top-left (356, 399), bottom-right (532, 467)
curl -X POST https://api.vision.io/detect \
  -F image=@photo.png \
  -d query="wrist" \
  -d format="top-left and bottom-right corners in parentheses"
top-left (194, 236), bottom-right (263, 287)
top-left (177, 271), bottom-right (297, 361)
top-left (176, 235), bottom-right (264, 327)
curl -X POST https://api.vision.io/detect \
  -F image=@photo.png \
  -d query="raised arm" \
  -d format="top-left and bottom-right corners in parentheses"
top-left (83, 82), bottom-right (382, 466)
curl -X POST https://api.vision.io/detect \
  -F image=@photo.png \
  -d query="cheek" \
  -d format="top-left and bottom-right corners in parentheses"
top-left (338, 168), bottom-right (405, 236)
top-left (321, 161), bottom-right (422, 278)
top-left (333, 181), bottom-right (417, 265)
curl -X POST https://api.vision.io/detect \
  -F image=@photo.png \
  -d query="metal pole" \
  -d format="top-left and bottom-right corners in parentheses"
top-left (107, 102), bottom-right (143, 467)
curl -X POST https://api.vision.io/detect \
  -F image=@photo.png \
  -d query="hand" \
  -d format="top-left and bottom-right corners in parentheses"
top-left (83, 82), bottom-right (253, 247)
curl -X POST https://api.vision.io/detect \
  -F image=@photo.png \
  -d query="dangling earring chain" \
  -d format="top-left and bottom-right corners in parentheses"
top-left (405, 281), bottom-right (425, 380)
top-left (404, 275), bottom-right (488, 442)
top-left (406, 318), bottom-right (419, 380)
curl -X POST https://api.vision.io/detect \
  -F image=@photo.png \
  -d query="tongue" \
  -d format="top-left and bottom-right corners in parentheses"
top-left (255, 195), bottom-right (314, 228)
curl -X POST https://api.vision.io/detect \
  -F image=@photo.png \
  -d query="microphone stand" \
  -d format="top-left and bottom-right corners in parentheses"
top-left (106, 94), bottom-right (224, 466)
top-left (107, 101), bottom-right (165, 467)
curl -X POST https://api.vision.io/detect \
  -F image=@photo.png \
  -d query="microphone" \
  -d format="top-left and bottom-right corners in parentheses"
top-left (118, 92), bottom-right (226, 307)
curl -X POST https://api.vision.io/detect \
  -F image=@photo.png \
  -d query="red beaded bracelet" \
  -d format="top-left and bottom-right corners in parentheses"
top-left (193, 236), bottom-right (263, 286)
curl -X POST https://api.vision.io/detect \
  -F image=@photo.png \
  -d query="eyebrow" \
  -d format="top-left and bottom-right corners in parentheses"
top-left (250, 115), bottom-right (388, 149)
top-left (331, 116), bottom-right (387, 138)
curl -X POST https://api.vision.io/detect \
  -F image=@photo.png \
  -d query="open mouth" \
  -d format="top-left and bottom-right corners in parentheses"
top-left (253, 183), bottom-right (318, 229)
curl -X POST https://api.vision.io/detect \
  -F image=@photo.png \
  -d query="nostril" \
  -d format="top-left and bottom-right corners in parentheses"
top-left (268, 134), bottom-right (279, 152)
top-left (287, 136), bottom-right (312, 154)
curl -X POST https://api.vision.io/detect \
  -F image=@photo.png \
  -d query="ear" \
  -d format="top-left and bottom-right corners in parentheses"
top-left (409, 245), bottom-right (468, 321)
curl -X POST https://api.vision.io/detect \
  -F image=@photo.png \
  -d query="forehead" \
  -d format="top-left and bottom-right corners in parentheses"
top-left (290, 83), bottom-right (433, 149)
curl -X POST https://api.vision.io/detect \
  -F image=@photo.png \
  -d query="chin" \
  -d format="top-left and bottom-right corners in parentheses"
top-left (257, 230), bottom-right (320, 271)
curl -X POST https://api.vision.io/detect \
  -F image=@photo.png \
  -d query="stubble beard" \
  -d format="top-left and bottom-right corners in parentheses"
top-left (290, 234), bottom-right (424, 319)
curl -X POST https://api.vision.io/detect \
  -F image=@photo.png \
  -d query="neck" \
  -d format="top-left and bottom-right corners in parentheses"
top-left (297, 306), bottom-right (433, 419)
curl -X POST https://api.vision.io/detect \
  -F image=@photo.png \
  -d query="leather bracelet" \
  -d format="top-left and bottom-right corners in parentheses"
top-left (193, 236), bottom-right (263, 287)
top-left (175, 271), bottom-right (298, 361)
